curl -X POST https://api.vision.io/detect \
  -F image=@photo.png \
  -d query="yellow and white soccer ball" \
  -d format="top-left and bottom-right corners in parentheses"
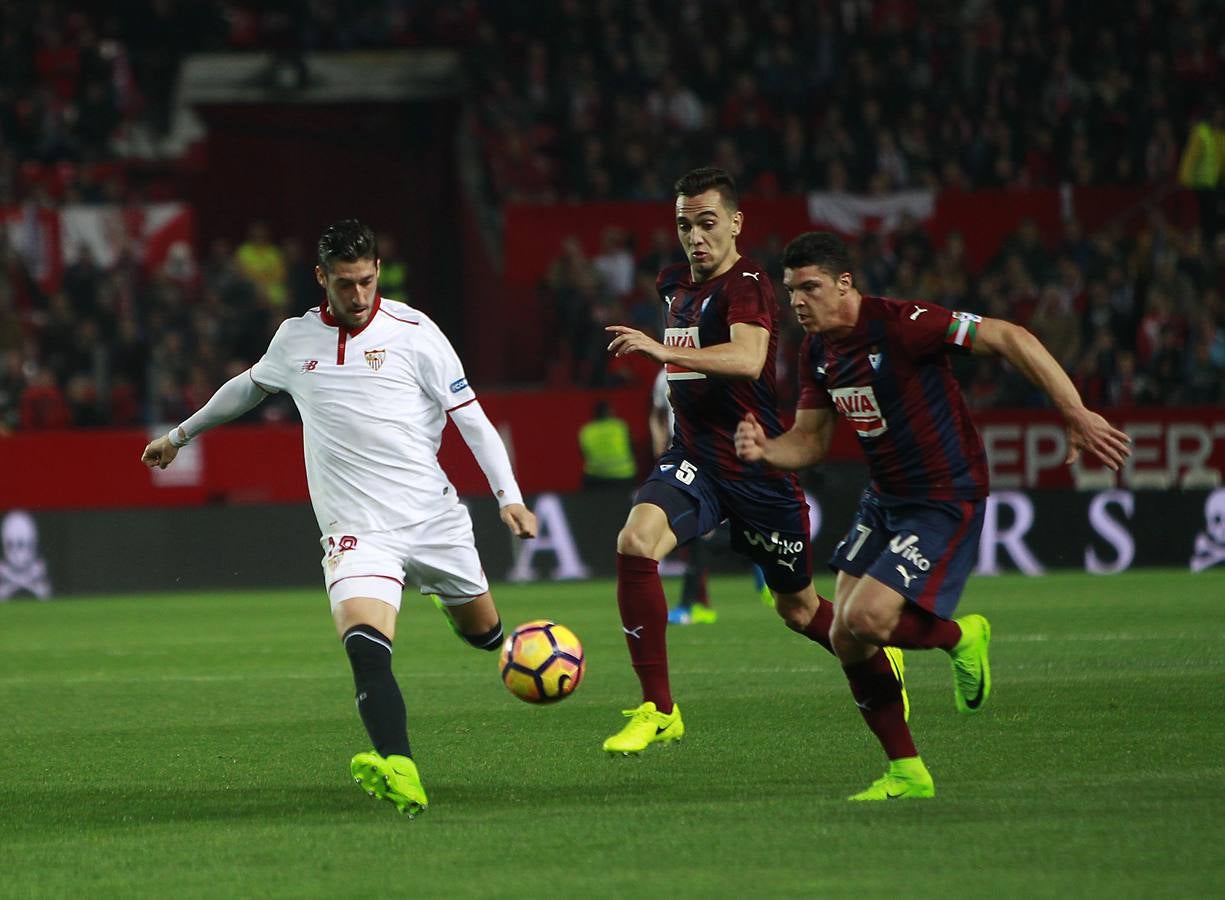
top-left (499, 620), bottom-right (585, 703)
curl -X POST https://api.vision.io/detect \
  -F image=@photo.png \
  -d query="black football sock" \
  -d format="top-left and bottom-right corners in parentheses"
top-left (343, 625), bottom-right (412, 759)
top-left (460, 618), bottom-right (504, 651)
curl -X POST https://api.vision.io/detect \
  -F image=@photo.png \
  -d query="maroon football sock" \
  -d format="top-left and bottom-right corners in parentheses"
top-left (844, 650), bottom-right (917, 760)
top-left (800, 594), bottom-right (836, 655)
top-left (616, 552), bottom-right (673, 713)
top-left (886, 604), bottom-right (962, 651)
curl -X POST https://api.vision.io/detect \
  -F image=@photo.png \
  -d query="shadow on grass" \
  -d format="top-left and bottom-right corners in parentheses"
top-left (0, 766), bottom-right (762, 833)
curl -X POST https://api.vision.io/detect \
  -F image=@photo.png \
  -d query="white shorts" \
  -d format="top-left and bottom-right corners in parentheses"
top-left (321, 504), bottom-right (489, 611)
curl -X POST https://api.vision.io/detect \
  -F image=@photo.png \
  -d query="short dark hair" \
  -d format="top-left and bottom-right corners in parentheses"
top-left (782, 231), bottom-right (853, 278)
top-left (673, 167), bottom-right (739, 211)
top-left (317, 219), bottom-right (378, 272)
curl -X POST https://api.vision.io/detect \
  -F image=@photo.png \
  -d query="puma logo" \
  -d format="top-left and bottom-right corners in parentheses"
top-left (742, 271), bottom-right (761, 281)
top-left (909, 306), bottom-right (928, 320)
top-left (895, 565), bottom-right (915, 588)
top-left (622, 625), bottom-right (644, 639)
top-left (776, 556), bottom-right (798, 572)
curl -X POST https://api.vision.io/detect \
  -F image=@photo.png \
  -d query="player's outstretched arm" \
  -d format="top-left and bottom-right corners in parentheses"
top-left (973, 318), bottom-right (1132, 470)
top-left (139, 370), bottom-right (271, 470)
top-left (450, 400), bottom-right (536, 539)
top-left (735, 409), bottom-right (835, 471)
top-left (606, 322), bottom-right (769, 379)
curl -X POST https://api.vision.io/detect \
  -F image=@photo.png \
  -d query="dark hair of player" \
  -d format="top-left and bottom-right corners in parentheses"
top-left (782, 231), bottom-right (853, 279)
top-left (673, 167), bottom-right (739, 212)
top-left (317, 219), bottom-right (378, 272)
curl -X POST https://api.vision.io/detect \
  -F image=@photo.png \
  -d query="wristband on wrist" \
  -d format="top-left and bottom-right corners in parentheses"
top-left (167, 427), bottom-right (189, 448)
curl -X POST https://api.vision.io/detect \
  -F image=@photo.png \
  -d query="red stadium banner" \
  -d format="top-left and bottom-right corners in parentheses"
top-left (3, 399), bottom-right (1222, 510)
top-left (2, 387), bottom-right (654, 510)
top-left (0, 202), bottom-right (194, 293)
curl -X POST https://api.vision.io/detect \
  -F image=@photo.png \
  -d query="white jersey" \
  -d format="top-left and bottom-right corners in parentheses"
top-left (652, 368), bottom-right (675, 438)
top-left (250, 297), bottom-right (477, 534)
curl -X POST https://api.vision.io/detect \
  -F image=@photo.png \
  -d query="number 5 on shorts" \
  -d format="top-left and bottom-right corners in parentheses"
top-left (675, 460), bottom-right (697, 485)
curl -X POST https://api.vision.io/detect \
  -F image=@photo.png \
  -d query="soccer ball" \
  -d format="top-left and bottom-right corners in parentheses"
top-left (499, 620), bottom-right (585, 703)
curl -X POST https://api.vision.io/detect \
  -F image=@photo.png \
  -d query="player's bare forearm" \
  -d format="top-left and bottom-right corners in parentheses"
top-left (661, 342), bottom-right (764, 379)
top-left (605, 323), bottom-right (767, 379)
top-left (977, 319), bottom-right (1083, 412)
top-left (736, 409), bottom-right (832, 470)
top-left (977, 318), bottom-right (1131, 469)
top-left (761, 429), bottom-right (827, 470)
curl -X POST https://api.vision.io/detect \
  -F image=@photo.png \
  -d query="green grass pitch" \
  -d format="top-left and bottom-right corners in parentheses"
top-left (1, 570), bottom-right (1222, 898)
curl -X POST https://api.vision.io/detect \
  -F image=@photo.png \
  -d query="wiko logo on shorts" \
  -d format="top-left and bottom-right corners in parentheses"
top-left (742, 530), bottom-right (805, 556)
top-left (888, 534), bottom-right (931, 571)
top-left (449, 377), bottom-right (469, 393)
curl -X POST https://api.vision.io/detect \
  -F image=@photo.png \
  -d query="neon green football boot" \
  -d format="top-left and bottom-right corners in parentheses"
top-left (949, 614), bottom-right (992, 714)
top-left (431, 594), bottom-right (463, 640)
top-left (688, 604), bottom-right (718, 625)
top-left (602, 701), bottom-right (685, 755)
top-left (882, 646), bottom-right (910, 722)
top-left (351, 751), bottom-right (429, 817)
top-left (848, 756), bottom-right (935, 801)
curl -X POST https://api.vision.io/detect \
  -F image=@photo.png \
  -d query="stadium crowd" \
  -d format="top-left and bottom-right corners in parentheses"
top-left (0, 0), bottom-right (1223, 431)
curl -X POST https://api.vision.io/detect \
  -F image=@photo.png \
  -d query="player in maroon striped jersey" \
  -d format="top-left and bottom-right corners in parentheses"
top-left (737, 231), bottom-right (1131, 799)
top-left (601, 170), bottom-right (907, 755)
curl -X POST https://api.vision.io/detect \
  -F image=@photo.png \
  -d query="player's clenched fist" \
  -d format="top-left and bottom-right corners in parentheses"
top-left (140, 434), bottom-right (180, 470)
top-left (734, 413), bottom-right (767, 462)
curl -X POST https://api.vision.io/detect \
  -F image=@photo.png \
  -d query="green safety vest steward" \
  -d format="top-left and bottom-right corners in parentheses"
top-left (579, 418), bottom-right (636, 479)
top-left (1179, 121), bottom-right (1224, 189)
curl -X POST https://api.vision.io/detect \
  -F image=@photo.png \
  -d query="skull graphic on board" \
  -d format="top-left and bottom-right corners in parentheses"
top-left (0, 510), bottom-right (53, 600)
top-left (1190, 489), bottom-right (1225, 573)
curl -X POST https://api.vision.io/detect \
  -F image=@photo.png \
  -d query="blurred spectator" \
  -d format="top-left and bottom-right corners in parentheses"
top-left (1178, 100), bottom-right (1225, 240)
top-left (592, 227), bottom-right (635, 301)
top-left (19, 366), bottom-right (69, 429)
top-left (234, 221), bottom-right (287, 308)
top-left (375, 232), bottom-right (408, 303)
top-left (577, 400), bottom-right (636, 487)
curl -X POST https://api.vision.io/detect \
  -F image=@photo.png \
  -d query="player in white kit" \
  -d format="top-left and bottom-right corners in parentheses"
top-left (140, 220), bottom-right (537, 817)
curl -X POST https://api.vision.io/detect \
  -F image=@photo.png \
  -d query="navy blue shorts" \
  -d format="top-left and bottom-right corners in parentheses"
top-left (636, 449), bottom-right (811, 594)
top-left (830, 487), bottom-right (985, 619)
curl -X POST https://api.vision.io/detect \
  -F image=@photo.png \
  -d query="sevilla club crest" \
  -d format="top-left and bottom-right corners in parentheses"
top-left (364, 349), bottom-right (386, 371)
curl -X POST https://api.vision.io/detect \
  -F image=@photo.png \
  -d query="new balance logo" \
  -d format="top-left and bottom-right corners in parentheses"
top-left (623, 625), bottom-right (644, 639)
top-left (909, 306), bottom-right (928, 320)
top-left (742, 271), bottom-right (761, 281)
top-left (895, 565), bottom-right (915, 588)
top-left (300, 359), bottom-right (319, 373)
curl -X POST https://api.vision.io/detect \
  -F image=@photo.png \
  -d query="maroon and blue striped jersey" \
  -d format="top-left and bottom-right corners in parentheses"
top-left (658, 255), bottom-right (789, 481)
top-left (798, 295), bottom-right (989, 500)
